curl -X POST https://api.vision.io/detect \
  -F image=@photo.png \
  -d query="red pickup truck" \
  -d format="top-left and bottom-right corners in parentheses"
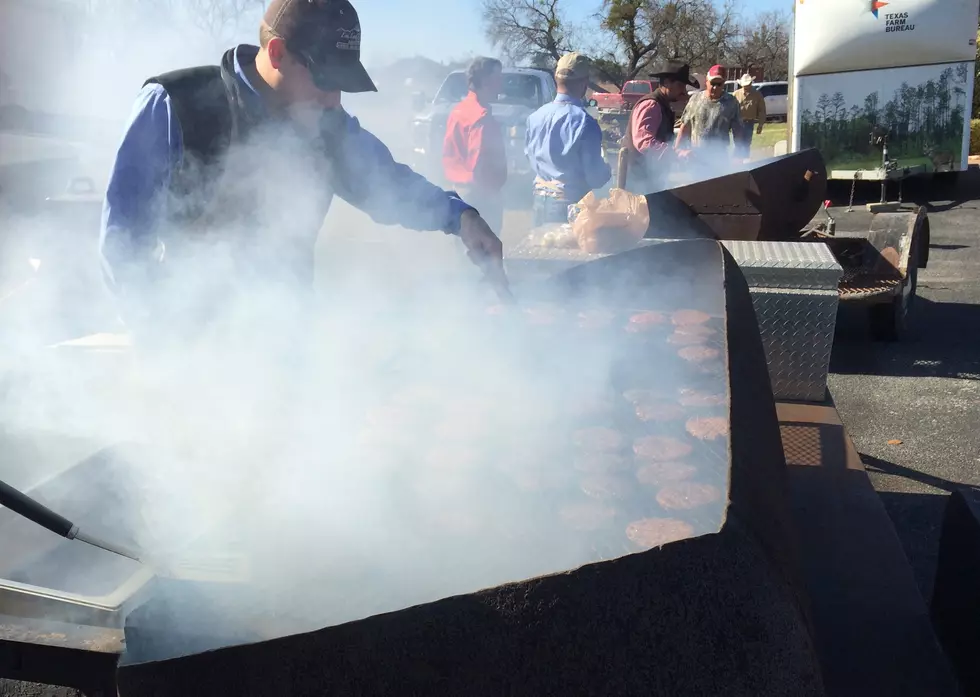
top-left (591, 79), bottom-right (697, 118)
top-left (592, 80), bottom-right (658, 112)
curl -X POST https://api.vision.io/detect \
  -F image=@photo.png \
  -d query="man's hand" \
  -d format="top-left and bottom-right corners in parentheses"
top-left (459, 209), bottom-right (511, 301)
top-left (676, 149), bottom-right (693, 160)
top-left (756, 124), bottom-right (763, 135)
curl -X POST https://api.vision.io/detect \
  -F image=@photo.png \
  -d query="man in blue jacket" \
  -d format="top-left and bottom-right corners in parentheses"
top-left (100, 0), bottom-right (506, 345)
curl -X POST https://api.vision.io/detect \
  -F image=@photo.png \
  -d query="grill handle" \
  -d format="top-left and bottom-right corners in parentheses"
top-left (0, 477), bottom-right (77, 538)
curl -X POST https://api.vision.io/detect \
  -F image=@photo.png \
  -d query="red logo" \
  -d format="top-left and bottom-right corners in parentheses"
top-left (871, 0), bottom-right (888, 17)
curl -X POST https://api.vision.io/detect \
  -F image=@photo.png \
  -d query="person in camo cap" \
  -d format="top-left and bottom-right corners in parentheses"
top-left (675, 64), bottom-right (743, 153)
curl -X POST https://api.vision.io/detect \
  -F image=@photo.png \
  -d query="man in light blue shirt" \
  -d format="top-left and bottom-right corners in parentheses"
top-left (524, 53), bottom-right (611, 226)
top-left (100, 0), bottom-right (506, 346)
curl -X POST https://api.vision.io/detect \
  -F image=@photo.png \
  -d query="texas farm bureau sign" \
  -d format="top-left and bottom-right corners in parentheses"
top-left (871, 1), bottom-right (916, 33)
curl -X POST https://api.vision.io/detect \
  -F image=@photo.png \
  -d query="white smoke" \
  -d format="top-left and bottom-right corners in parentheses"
top-left (0, 1), bottom-right (732, 669)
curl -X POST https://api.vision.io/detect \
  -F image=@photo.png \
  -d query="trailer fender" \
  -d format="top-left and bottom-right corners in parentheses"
top-left (863, 206), bottom-right (927, 282)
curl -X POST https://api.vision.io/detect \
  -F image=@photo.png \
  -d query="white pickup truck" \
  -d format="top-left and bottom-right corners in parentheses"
top-left (409, 67), bottom-right (557, 186)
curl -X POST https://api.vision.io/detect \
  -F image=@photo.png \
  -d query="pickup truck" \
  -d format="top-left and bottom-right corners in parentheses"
top-left (409, 67), bottom-right (557, 186)
top-left (592, 80), bottom-right (658, 112)
top-left (592, 79), bottom-right (698, 118)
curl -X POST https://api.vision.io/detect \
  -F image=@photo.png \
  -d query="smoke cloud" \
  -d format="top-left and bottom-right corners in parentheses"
top-left (1, 1), bottom-right (734, 669)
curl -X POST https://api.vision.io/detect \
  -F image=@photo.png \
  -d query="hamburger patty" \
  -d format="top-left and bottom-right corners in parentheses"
top-left (674, 323), bottom-right (715, 337)
top-left (667, 331), bottom-right (709, 346)
top-left (656, 481), bottom-right (723, 510)
top-left (626, 311), bottom-right (667, 332)
top-left (625, 517), bottom-right (695, 549)
top-left (671, 309), bottom-right (712, 326)
top-left (636, 460), bottom-right (698, 485)
top-left (573, 427), bottom-right (625, 452)
top-left (560, 501), bottom-right (619, 531)
top-left (633, 435), bottom-right (694, 461)
top-left (677, 345), bottom-right (721, 363)
top-left (634, 402), bottom-right (686, 423)
top-left (567, 393), bottom-right (616, 420)
top-left (678, 388), bottom-right (727, 407)
top-left (580, 473), bottom-right (634, 501)
top-left (685, 416), bottom-right (729, 440)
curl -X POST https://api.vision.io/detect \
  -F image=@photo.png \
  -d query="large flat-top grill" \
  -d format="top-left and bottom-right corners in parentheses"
top-left (99, 240), bottom-right (825, 696)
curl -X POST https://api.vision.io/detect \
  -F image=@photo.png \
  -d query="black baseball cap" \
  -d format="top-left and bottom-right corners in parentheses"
top-left (264, 0), bottom-right (377, 93)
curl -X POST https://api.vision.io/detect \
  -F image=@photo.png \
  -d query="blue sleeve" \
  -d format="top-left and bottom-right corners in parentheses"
top-left (99, 83), bottom-right (181, 292)
top-left (524, 114), bottom-right (532, 159)
top-left (580, 117), bottom-right (612, 191)
top-left (337, 115), bottom-right (474, 234)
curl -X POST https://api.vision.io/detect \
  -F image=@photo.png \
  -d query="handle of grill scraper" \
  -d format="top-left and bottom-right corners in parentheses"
top-left (0, 477), bottom-right (76, 537)
top-left (616, 148), bottom-right (628, 189)
top-left (0, 477), bottom-right (142, 562)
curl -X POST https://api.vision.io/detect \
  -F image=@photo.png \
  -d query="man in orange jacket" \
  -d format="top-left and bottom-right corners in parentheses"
top-left (442, 57), bottom-right (508, 235)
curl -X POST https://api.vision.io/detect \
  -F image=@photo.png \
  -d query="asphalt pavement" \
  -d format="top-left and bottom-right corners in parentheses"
top-left (827, 175), bottom-right (980, 600)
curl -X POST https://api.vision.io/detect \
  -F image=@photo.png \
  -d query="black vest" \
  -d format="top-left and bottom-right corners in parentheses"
top-left (624, 89), bottom-right (675, 179)
top-left (144, 65), bottom-right (235, 225)
top-left (143, 46), bottom-right (354, 287)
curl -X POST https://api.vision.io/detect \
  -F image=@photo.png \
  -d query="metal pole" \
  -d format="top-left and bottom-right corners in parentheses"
top-left (880, 139), bottom-right (888, 204)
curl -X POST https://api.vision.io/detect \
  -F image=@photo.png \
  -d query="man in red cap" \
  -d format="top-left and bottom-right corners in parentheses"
top-left (675, 64), bottom-right (742, 153)
top-left (100, 0), bottom-right (507, 345)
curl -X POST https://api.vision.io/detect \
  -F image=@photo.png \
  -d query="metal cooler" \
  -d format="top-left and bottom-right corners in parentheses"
top-left (720, 241), bottom-right (842, 402)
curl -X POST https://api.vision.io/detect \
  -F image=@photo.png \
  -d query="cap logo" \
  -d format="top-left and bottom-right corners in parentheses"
top-left (336, 26), bottom-right (360, 51)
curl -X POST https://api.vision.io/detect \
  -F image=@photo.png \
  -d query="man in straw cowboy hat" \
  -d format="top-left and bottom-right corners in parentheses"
top-left (732, 73), bottom-right (766, 160)
top-left (622, 61), bottom-right (699, 192)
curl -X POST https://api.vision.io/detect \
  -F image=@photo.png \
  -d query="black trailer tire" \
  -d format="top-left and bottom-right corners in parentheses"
top-left (869, 233), bottom-right (919, 342)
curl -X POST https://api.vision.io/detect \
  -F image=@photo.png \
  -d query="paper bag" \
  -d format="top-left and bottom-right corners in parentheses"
top-left (571, 189), bottom-right (650, 254)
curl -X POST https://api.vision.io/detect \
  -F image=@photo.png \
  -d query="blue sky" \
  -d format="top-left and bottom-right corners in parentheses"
top-left (357, 0), bottom-right (790, 64)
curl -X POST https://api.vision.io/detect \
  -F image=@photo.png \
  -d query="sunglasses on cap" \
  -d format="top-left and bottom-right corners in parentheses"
top-left (289, 47), bottom-right (341, 92)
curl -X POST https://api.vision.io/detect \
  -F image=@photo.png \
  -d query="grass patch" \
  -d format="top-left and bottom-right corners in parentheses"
top-left (750, 122), bottom-right (788, 157)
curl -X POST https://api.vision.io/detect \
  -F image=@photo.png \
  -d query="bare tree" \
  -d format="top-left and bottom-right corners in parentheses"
top-left (596, 0), bottom-right (740, 84)
top-left (481, 0), bottom-right (578, 69)
top-left (183, 0), bottom-right (266, 45)
top-left (727, 10), bottom-right (790, 81)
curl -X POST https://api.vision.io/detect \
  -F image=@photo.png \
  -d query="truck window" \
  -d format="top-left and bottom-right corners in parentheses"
top-left (760, 84), bottom-right (788, 98)
top-left (434, 72), bottom-right (546, 107)
top-left (499, 74), bottom-right (544, 106)
top-left (623, 82), bottom-right (653, 94)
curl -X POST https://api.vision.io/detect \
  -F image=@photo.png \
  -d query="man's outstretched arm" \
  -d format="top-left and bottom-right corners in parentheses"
top-left (100, 83), bottom-right (180, 313)
top-left (332, 113), bottom-right (506, 284)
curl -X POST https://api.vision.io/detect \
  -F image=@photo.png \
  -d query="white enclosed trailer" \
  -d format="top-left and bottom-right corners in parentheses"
top-left (789, 0), bottom-right (980, 182)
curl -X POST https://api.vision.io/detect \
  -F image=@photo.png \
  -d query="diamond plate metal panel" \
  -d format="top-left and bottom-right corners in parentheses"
top-left (748, 288), bottom-right (838, 402)
top-left (722, 241), bottom-right (843, 291)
